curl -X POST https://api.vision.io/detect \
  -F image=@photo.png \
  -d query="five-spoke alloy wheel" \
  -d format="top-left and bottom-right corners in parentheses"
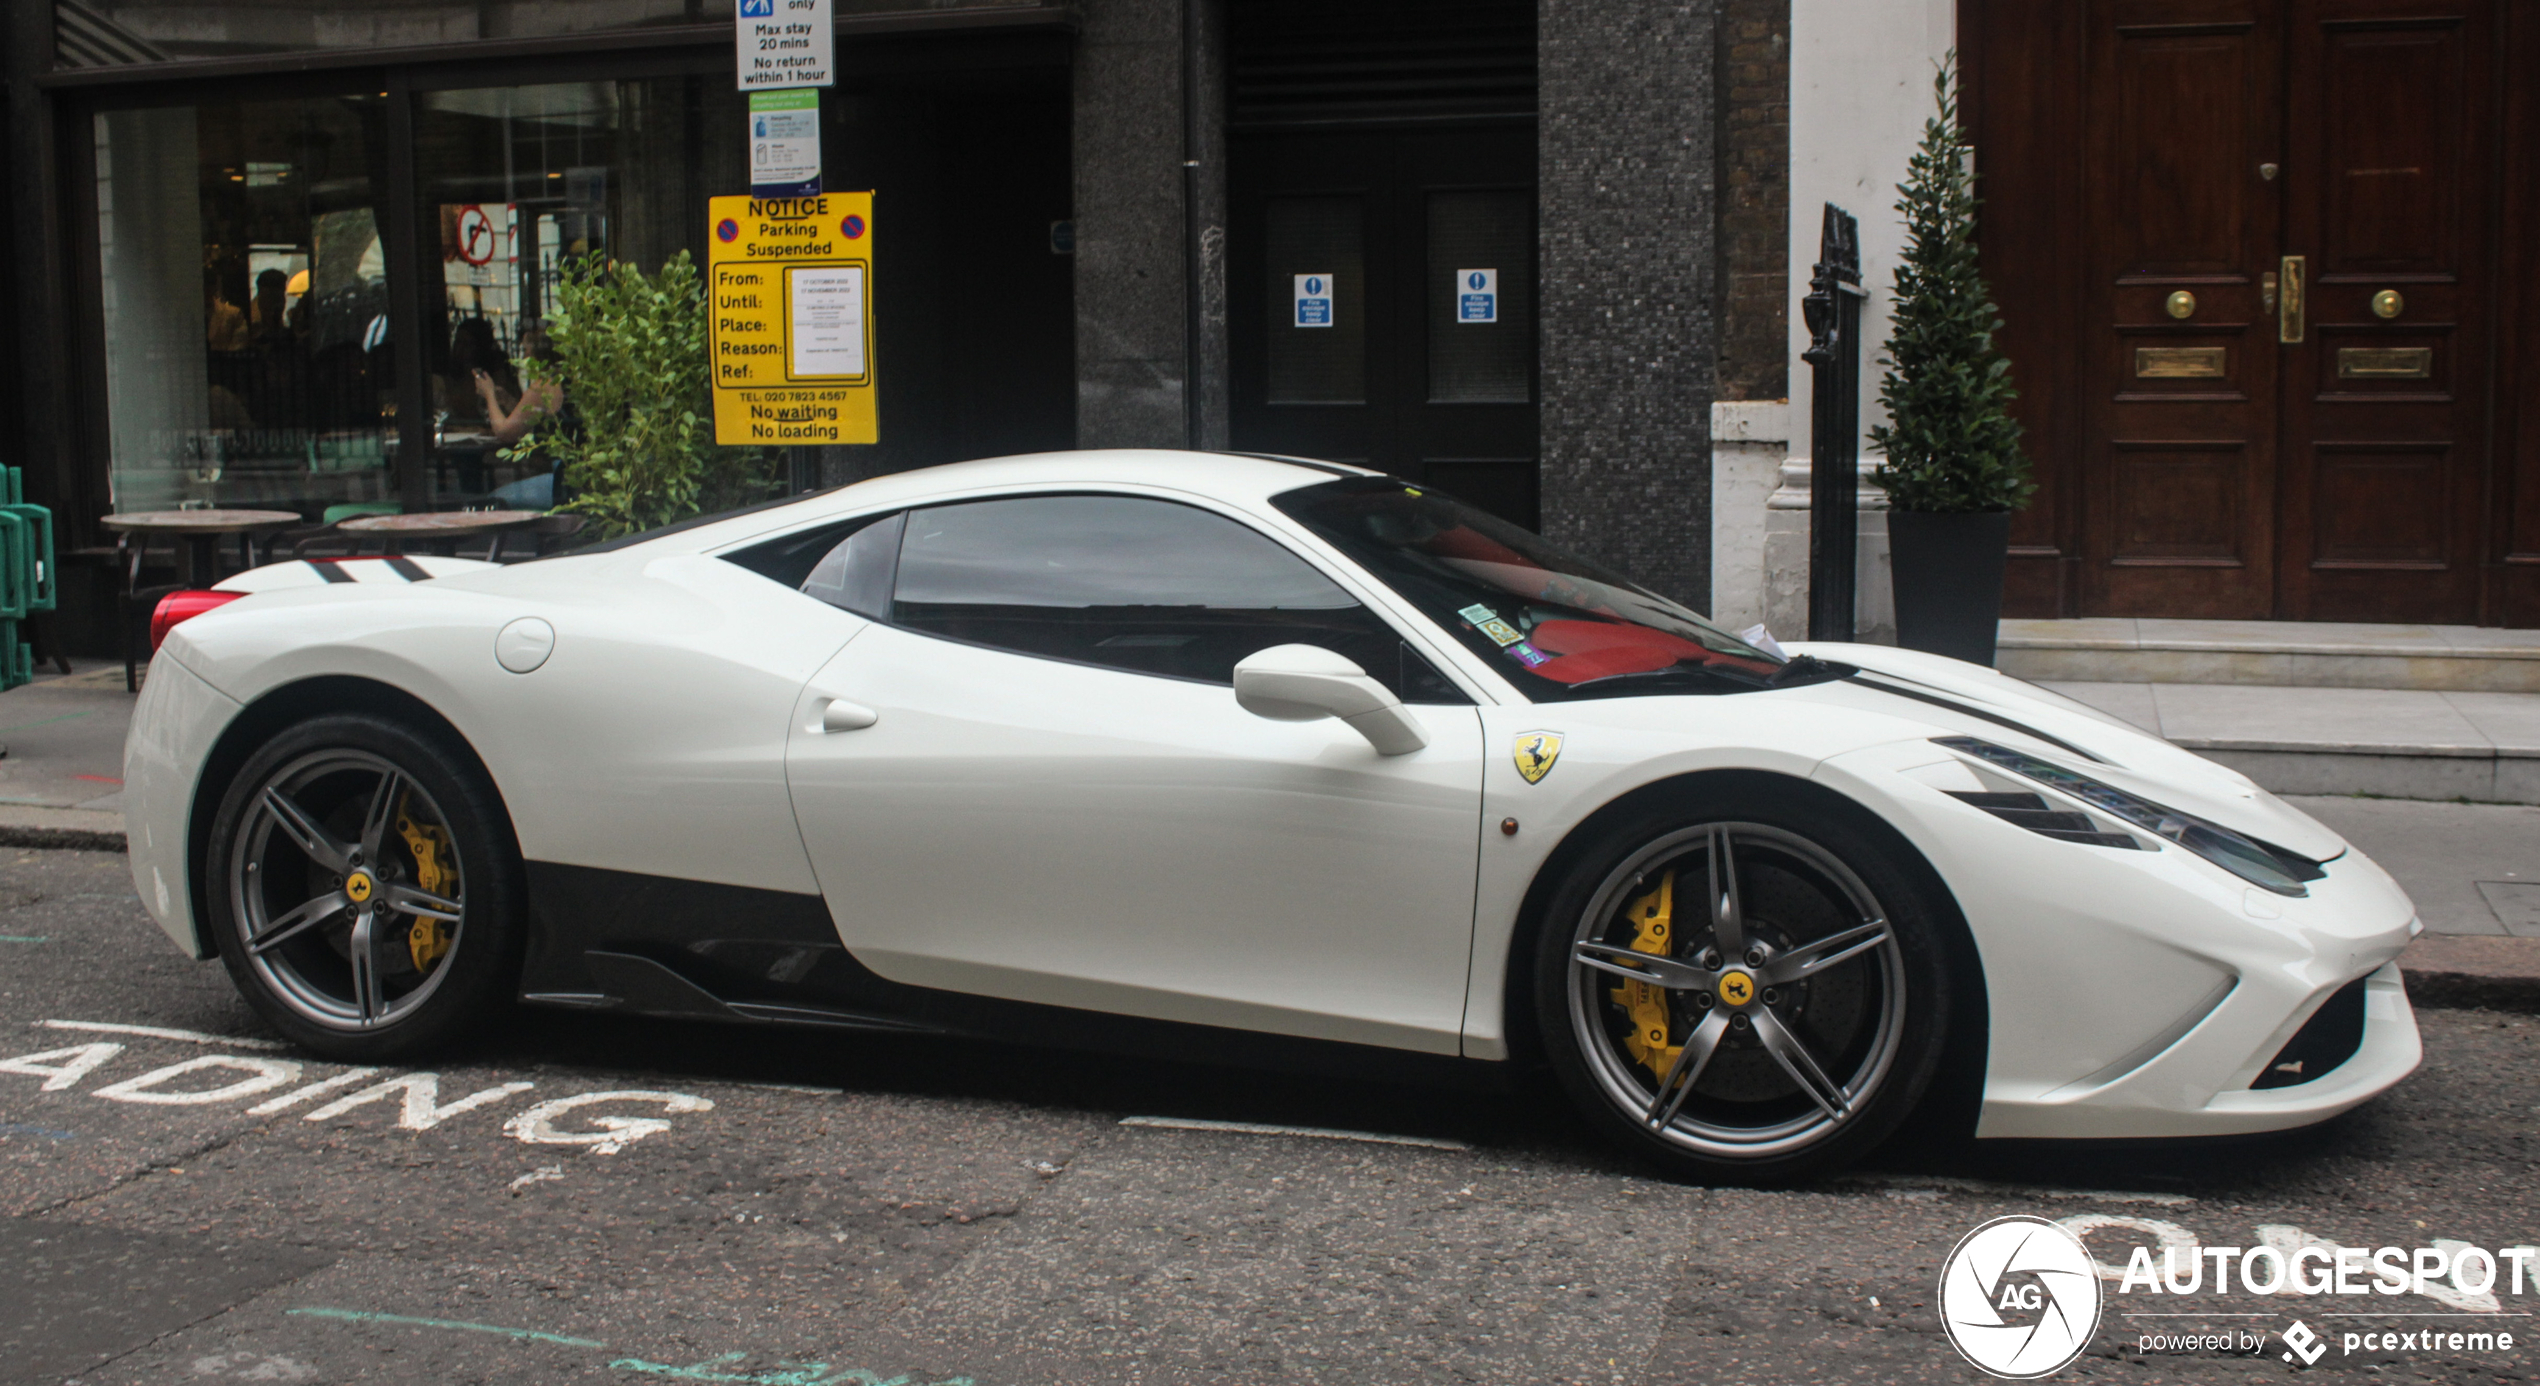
top-left (208, 713), bottom-right (524, 1061)
top-left (1536, 782), bottom-right (1958, 1183)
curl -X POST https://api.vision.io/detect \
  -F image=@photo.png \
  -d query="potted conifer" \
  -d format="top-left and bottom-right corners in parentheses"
top-left (1870, 57), bottom-right (2031, 667)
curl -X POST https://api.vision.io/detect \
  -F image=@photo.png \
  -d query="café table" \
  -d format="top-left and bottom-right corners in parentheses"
top-left (100, 508), bottom-right (301, 586)
top-left (102, 508), bottom-right (301, 692)
top-left (339, 509), bottom-right (546, 560)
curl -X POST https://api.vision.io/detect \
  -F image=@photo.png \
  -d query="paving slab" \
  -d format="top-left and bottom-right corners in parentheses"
top-left (2284, 795), bottom-right (2540, 936)
top-left (0, 663), bottom-right (133, 815)
top-left (2147, 682), bottom-right (2491, 755)
top-left (2043, 681), bottom-right (2540, 802)
top-left (2445, 689), bottom-right (2540, 754)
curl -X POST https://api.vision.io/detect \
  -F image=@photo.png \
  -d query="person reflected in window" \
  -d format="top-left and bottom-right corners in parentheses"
top-left (205, 271), bottom-right (248, 352)
top-left (446, 316), bottom-right (510, 426)
top-left (474, 322), bottom-right (563, 446)
top-left (249, 270), bottom-right (292, 346)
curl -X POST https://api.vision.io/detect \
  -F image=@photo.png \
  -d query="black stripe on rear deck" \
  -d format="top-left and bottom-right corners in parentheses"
top-left (308, 561), bottom-right (354, 584)
top-left (385, 556), bottom-right (431, 581)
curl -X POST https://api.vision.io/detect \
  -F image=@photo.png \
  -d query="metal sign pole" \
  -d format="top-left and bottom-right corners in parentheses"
top-left (1801, 203), bottom-right (1867, 643)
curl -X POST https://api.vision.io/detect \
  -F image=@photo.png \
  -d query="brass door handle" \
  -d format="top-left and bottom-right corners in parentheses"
top-left (2278, 255), bottom-right (2306, 344)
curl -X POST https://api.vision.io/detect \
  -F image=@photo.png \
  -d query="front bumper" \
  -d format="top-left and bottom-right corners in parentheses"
top-left (1975, 961), bottom-right (2420, 1140)
top-left (1814, 741), bottom-right (2423, 1143)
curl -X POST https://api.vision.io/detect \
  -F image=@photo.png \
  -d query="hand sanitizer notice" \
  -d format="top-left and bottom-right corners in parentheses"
top-left (1457, 268), bottom-right (1498, 323)
top-left (748, 90), bottom-right (821, 194)
top-left (1293, 274), bottom-right (1334, 328)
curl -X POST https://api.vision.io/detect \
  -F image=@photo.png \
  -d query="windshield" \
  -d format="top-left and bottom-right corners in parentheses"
top-left (1273, 477), bottom-right (1800, 699)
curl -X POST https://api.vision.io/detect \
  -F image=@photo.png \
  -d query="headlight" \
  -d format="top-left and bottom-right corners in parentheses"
top-left (1933, 736), bottom-right (2327, 897)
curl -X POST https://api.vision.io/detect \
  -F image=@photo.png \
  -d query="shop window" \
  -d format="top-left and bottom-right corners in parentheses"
top-left (413, 79), bottom-right (745, 509)
top-left (94, 96), bottom-right (393, 519)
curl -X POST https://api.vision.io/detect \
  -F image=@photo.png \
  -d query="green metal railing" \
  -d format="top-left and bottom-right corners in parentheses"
top-left (0, 468), bottom-right (57, 692)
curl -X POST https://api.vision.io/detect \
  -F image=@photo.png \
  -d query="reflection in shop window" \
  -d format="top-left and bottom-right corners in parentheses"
top-left (95, 96), bottom-right (393, 517)
top-left (415, 79), bottom-right (740, 505)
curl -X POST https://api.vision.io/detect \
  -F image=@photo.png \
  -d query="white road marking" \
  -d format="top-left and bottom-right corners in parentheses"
top-left (506, 1091), bottom-right (716, 1154)
top-left (9, 1024), bottom-right (717, 1156)
top-left (245, 1067), bottom-right (380, 1115)
top-left (304, 1076), bottom-right (538, 1130)
top-left (725, 1081), bottom-right (839, 1095)
top-left (0, 1042), bottom-right (125, 1090)
top-left (92, 1055), bottom-right (302, 1105)
top-left (1836, 1171), bottom-right (2196, 1207)
top-left (40, 1019), bottom-right (288, 1051)
top-left (508, 1164), bottom-right (566, 1192)
top-left (1118, 1115), bottom-right (1471, 1151)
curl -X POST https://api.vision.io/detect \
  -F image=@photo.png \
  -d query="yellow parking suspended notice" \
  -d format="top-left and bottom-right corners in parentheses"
top-left (707, 192), bottom-right (876, 445)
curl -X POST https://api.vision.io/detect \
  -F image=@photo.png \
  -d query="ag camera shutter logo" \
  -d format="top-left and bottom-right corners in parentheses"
top-left (1940, 1216), bottom-right (2104, 1379)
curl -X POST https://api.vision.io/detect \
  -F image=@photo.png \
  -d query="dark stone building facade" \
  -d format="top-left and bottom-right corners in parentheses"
top-left (3, 0), bottom-right (1784, 648)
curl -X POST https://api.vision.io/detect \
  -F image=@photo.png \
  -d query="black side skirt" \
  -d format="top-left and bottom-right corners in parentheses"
top-left (517, 861), bottom-right (1508, 1091)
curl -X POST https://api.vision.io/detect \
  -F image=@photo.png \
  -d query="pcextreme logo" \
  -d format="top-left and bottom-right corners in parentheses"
top-left (1939, 1216), bottom-right (2105, 1379)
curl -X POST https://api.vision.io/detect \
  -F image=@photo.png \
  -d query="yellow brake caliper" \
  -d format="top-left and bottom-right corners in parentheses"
top-left (1610, 870), bottom-right (1681, 1076)
top-left (396, 795), bottom-right (454, 972)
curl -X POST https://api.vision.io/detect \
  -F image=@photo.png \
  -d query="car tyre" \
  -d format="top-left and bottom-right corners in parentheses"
top-left (206, 712), bottom-right (525, 1062)
top-left (1533, 779), bottom-right (1959, 1185)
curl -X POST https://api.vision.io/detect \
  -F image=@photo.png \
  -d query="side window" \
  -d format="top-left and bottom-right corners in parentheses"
top-left (889, 494), bottom-right (1464, 699)
top-left (800, 512), bottom-right (903, 619)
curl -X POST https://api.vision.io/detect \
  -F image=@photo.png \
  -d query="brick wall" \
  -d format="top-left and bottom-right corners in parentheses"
top-left (1715, 0), bottom-right (1788, 402)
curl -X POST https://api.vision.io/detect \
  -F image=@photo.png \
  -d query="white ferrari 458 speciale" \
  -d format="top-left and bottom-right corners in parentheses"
top-left (125, 451), bottom-right (2422, 1181)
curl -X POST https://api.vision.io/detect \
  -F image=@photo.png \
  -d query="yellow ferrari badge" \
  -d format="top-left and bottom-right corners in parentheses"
top-left (344, 870), bottom-right (375, 904)
top-left (1718, 969), bottom-right (1756, 1006)
top-left (1513, 731), bottom-right (1564, 785)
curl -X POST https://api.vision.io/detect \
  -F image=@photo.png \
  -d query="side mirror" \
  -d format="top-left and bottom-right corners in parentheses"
top-left (1232, 644), bottom-right (1429, 756)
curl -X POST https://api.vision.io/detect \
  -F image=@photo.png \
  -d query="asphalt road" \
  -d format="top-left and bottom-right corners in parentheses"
top-left (2, 844), bottom-right (2534, 1386)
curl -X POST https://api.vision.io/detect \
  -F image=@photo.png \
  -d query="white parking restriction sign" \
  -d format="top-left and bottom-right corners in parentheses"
top-left (1293, 273), bottom-right (1334, 328)
top-left (1457, 268), bottom-right (1497, 323)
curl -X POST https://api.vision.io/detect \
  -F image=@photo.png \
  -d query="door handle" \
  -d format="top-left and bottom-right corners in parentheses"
top-left (2277, 255), bottom-right (2306, 344)
top-left (815, 697), bottom-right (879, 733)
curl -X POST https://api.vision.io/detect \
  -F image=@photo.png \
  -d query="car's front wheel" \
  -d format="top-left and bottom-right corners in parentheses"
top-left (1534, 782), bottom-right (1959, 1184)
top-left (207, 713), bottom-right (524, 1061)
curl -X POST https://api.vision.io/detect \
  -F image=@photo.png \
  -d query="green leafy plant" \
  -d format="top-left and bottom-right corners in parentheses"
top-left (1870, 55), bottom-right (2031, 515)
top-left (508, 250), bottom-right (777, 539)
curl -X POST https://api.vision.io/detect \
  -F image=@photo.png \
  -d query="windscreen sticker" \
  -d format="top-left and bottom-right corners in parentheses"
top-left (1457, 603), bottom-right (1498, 626)
top-left (1506, 641), bottom-right (1551, 667)
top-left (1476, 619), bottom-right (1526, 647)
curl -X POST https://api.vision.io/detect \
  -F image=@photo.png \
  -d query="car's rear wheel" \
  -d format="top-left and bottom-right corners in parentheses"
top-left (207, 713), bottom-right (523, 1061)
top-left (1534, 783), bottom-right (1958, 1184)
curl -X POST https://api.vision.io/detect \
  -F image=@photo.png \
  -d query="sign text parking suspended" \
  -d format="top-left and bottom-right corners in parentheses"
top-left (707, 192), bottom-right (876, 446)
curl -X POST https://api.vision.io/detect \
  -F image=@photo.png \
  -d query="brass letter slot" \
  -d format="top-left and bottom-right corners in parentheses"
top-left (2135, 346), bottom-right (2227, 379)
top-left (2337, 346), bottom-right (2432, 380)
top-left (2278, 254), bottom-right (2306, 344)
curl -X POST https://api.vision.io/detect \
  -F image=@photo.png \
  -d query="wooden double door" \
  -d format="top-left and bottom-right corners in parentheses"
top-left (1981, 0), bottom-right (2507, 623)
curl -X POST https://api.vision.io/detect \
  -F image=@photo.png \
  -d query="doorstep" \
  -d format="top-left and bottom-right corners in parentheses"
top-left (2045, 681), bottom-right (2540, 805)
top-left (1999, 617), bottom-right (2540, 692)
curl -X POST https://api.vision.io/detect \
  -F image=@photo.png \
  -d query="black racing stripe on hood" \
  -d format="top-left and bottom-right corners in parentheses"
top-left (308, 560), bottom-right (354, 584)
top-left (386, 555), bottom-right (431, 581)
top-left (1848, 674), bottom-right (2112, 764)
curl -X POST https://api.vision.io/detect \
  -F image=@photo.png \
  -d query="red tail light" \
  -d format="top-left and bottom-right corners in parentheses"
top-left (150, 590), bottom-right (245, 652)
